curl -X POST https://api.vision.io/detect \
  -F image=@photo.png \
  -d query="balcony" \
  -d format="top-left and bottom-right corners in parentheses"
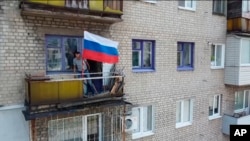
top-left (222, 114), bottom-right (250, 135)
top-left (225, 34), bottom-right (250, 86)
top-left (19, 0), bottom-right (123, 23)
top-left (23, 70), bottom-right (128, 120)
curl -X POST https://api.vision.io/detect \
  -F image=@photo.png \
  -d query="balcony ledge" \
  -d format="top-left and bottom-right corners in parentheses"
top-left (20, 2), bottom-right (123, 24)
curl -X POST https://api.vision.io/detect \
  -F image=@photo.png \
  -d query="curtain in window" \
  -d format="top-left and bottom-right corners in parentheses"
top-left (183, 44), bottom-right (191, 67)
top-left (245, 91), bottom-right (249, 108)
top-left (183, 100), bottom-right (190, 122)
top-left (143, 42), bottom-right (152, 67)
top-left (216, 45), bottom-right (222, 66)
top-left (209, 96), bottom-right (214, 116)
top-left (235, 91), bottom-right (244, 110)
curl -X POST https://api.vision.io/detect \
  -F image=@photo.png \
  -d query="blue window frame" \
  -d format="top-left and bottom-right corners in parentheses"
top-left (132, 39), bottom-right (155, 72)
top-left (177, 42), bottom-right (194, 71)
top-left (45, 35), bottom-right (82, 73)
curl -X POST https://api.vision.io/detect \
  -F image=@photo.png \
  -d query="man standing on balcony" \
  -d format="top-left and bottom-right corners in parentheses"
top-left (73, 51), bottom-right (98, 95)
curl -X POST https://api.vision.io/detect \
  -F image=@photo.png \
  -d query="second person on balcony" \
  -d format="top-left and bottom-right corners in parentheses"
top-left (73, 51), bottom-right (98, 96)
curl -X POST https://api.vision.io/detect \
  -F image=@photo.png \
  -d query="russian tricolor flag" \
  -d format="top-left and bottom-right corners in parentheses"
top-left (82, 31), bottom-right (119, 64)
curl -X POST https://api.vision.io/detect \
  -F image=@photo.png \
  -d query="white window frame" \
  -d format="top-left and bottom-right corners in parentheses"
top-left (208, 94), bottom-right (222, 120)
top-left (132, 105), bottom-right (154, 139)
top-left (240, 39), bottom-right (250, 66)
top-left (176, 99), bottom-right (194, 128)
top-left (211, 44), bottom-right (225, 69)
top-left (48, 113), bottom-right (102, 141)
top-left (178, 0), bottom-right (196, 11)
top-left (234, 90), bottom-right (249, 113)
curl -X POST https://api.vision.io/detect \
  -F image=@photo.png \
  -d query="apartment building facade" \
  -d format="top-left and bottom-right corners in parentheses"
top-left (0, 0), bottom-right (249, 141)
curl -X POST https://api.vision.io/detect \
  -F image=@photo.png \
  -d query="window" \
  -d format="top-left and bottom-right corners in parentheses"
top-left (176, 99), bottom-right (193, 128)
top-left (235, 91), bottom-right (249, 113)
top-left (241, 39), bottom-right (250, 65)
top-left (132, 40), bottom-right (155, 71)
top-left (132, 105), bottom-right (154, 139)
top-left (211, 44), bottom-right (225, 68)
top-left (209, 94), bottom-right (221, 119)
top-left (177, 42), bottom-right (194, 71)
top-left (48, 114), bottom-right (102, 141)
top-left (242, 0), bottom-right (250, 12)
top-left (46, 35), bottom-right (82, 72)
top-left (178, 0), bottom-right (196, 10)
top-left (213, 0), bottom-right (226, 15)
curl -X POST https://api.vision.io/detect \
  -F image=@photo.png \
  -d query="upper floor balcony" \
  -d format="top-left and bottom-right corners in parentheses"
top-left (227, 0), bottom-right (250, 33)
top-left (23, 70), bottom-right (126, 120)
top-left (225, 34), bottom-right (250, 86)
top-left (19, 0), bottom-right (123, 23)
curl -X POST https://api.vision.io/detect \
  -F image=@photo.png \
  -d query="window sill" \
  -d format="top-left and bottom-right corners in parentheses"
top-left (212, 12), bottom-right (226, 16)
top-left (132, 132), bottom-right (154, 140)
top-left (141, 0), bottom-right (157, 4)
top-left (175, 122), bottom-right (192, 128)
top-left (210, 66), bottom-right (224, 70)
top-left (240, 64), bottom-right (250, 67)
top-left (132, 69), bottom-right (155, 73)
top-left (208, 115), bottom-right (222, 120)
top-left (178, 6), bottom-right (196, 12)
top-left (177, 67), bottom-right (194, 71)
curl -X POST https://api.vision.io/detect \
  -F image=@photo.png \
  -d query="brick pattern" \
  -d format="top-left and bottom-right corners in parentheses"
top-left (0, 0), bottom-right (242, 141)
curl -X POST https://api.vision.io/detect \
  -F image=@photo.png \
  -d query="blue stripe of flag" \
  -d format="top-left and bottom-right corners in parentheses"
top-left (84, 39), bottom-right (118, 56)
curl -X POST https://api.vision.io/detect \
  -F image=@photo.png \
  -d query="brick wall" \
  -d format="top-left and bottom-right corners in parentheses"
top-left (0, 0), bottom-right (237, 141)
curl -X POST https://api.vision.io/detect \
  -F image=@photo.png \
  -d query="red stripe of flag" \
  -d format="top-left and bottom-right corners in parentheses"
top-left (83, 49), bottom-right (118, 64)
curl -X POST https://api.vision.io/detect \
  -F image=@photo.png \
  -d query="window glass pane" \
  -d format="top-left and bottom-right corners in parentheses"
top-left (183, 44), bottom-right (191, 67)
top-left (211, 45), bottom-right (216, 66)
top-left (133, 41), bottom-right (141, 50)
top-left (214, 95), bottom-right (219, 114)
top-left (132, 51), bottom-right (141, 67)
top-left (241, 40), bottom-right (250, 64)
top-left (47, 48), bottom-right (62, 71)
top-left (143, 42), bottom-right (152, 68)
top-left (146, 105), bottom-right (152, 132)
top-left (235, 91), bottom-right (244, 110)
top-left (87, 115), bottom-right (100, 141)
top-left (216, 45), bottom-right (222, 66)
top-left (47, 37), bottom-right (60, 48)
top-left (245, 91), bottom-right (249, 108)
top-left (186, 0), bottom-right (192, 8)
top-left (132, 108), bottom-right (140, 133)
top-left (178, 0), bottom-right (185, 7)
top-left (209, 96), bottom-right (214, 116)
top-left (176, 101), bottom-right (181, 123)
top-left (183, 100), bottom-right (190, 122)
top-left (64, 38), bottom-right (79, 70)
top-left (213, 0), bottom-right (224, 13)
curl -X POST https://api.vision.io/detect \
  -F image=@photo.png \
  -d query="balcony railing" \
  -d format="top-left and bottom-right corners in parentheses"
top-left (222, 113), bottom-right (250, 135)
top-left (25, 71), bottom-right (125, 108)
top-left (20, 0), bottom-right (123, 22)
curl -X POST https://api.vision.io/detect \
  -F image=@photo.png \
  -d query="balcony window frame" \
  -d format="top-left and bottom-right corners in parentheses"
top-left (208, 94), bottom-right (222, 120)
top-left (132, 105), bottom-right (155, 139)
top-left (177, 42), bottom-right (194, 71)
top-left (211, 44), bottom-right (225, 69)
top-left (212, 0), bottom-right (226, 16)
top-left (176, 99), bottom-right (194, 128)
top-left (132, 39), bottom-right (155, 72)
top-left (45, 35), bottom-right (82, 73)
top-left (234, 90), bottom-right (249, 113)
top-left (242, 0), bottom-right (250, 13)
top-left (178, 0), bottom-right (196, 11)
top-left (48, 113), bottom-right (102, 141)
top-left (240, 39), bottom-right (250, 66)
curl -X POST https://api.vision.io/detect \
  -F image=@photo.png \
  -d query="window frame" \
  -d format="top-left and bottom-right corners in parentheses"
top-left (212, 0), bottom-right (226, 15)
top-left (45, 34), bottom-right (82, 73)
top-left (178, 0), bottom-right (196, 11)
top-left (210, 44), bottom-right (225, 69)
top-left (48, 113), bottom-right (102, 141)
top-left (234, 90), bottom-right (249, 113)
top-left (240, 39), bottom-right (250, 66)
top-left (177, 42), bottom-right (194, 71)
top-left (132, 39), bottom-right (155, 72)
top-left (208, 94), bottom-right (222, 120)
top-left (176, 99), bottom-right (194, 128)
top-left (242, 0), bottom-right (250, 13)
top-left (132, 105), bottom-right (155, 139)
